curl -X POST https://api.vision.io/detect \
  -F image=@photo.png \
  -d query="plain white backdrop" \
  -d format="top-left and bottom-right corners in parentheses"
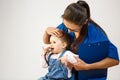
top-left (0, 0), bottom-right (120, 80)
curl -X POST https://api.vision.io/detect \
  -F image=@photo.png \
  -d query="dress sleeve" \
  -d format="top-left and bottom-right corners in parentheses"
top-left (65, 51), bottom-right (78, 63)
top-left (40, 54), bottom-right (49, 68)
top-left (108, 42), bottom-right (119, 61)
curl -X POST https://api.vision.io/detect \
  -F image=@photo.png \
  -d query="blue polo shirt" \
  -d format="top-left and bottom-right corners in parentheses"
top-left (57, 22), bottom-right (119, 80)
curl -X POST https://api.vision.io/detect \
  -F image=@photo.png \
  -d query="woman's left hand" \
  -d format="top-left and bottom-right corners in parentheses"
top-left (59, 56), bottom-right (90, 70)
top-left (59, 55), bottom-right (68, 65)
top-left (72, 57), bottom-right (89, 71)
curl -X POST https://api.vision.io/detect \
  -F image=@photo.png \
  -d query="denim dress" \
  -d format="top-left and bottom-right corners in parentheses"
top-left (39, 50), bottom-right (73, 80)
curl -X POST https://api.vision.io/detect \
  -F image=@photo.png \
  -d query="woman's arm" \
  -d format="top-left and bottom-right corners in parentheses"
top-left (43, 30), bottom-right (51, 44)
top-left (87, 57), bottom-right (119, 70)
top-left (73, 57), bottom-right (119, 71)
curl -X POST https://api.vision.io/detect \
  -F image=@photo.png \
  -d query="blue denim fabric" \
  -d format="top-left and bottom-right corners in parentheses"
top-left (46, 59), bottom-right (68, 79)
top-left (38, 50), bottom-right (74, 80)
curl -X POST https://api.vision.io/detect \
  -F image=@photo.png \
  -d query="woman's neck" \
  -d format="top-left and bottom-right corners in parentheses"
top-left (74, 31), bottom-right (80, 39)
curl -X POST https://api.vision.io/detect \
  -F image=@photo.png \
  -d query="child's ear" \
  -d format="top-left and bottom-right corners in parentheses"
top-left (62, 42), bottom-right (67, 49)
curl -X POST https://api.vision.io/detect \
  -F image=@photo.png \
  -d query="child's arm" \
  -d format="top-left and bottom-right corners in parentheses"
top-left (59, 51), bottom-right (78, 65)
top-left (40, 44), bottom-right (51, 68)
top-left (40, 54), bottom-right (49, 68)
top-left (66, 51), bottom-right (78, 63)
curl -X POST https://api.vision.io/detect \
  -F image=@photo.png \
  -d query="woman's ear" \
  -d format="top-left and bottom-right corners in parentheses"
top-left (83, 18), bottom-right (89, 25)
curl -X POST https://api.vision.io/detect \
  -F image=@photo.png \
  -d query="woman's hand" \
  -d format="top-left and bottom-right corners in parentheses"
top-left (59, 55), bottom-right (89, 70)
top-left (46, 27), bottom-right (63, 37)
top-left (43, 27), bottom-right (63, 43)
top-left (59, 55), bottom-right (73, 70)
top-left (72, 57), bottom-right (89, 71)
top-left (59, 55), bottom-right (68, 65)
top-left (71, 57), bottom-right (119, 71)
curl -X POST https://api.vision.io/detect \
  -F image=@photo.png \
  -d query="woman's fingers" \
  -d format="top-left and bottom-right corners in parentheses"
top-left (72, 57), bottom-right (89, 70)
top-left (52, 29), bottom-right (63, 37)
top-left (46, 27), bottom-right (63, 37)
top-left (59, 55), bottom-right (68, 65)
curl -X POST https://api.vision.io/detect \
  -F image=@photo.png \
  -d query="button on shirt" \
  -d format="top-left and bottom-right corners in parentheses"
top-left (57, 22), bottom-right (119, 80)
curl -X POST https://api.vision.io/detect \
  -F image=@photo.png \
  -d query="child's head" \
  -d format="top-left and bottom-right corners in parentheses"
top-left (50, 31), bottom-right (71, 54)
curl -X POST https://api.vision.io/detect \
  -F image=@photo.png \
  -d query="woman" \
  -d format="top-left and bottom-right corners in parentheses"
top-left (43, 0), bottom-right (119, 80)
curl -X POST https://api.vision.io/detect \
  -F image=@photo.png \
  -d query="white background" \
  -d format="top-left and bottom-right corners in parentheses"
top-left (0, 0), bottom-right (120, 80)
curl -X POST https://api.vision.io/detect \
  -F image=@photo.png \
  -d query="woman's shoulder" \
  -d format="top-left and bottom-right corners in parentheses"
top-left (88, 22), bottom-right (105, 35)
top-left (87, 22), bottom-right (109, 43)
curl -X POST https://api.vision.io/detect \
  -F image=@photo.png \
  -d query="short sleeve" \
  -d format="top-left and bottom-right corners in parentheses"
top-left (40, 55), bottom-right (48, 68)
top-left (108, 42), bottom-right (119, 61)
top-left (64, 51), bottom-right (78, 63)
top-left (57, 23), bottom-right (68, 32)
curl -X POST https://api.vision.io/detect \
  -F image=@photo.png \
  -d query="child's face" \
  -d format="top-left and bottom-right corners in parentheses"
top-left (50, 35), bottom-right (66, 54)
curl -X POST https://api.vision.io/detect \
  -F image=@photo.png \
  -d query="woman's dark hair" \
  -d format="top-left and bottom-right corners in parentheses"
top-left (62, 0), bottom-right (90, 25)
top-left (62, 0), bottom-right (107, 53)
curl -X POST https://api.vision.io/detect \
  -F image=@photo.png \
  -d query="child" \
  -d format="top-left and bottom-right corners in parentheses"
top-left (39, 31), bottom-right (78, 80)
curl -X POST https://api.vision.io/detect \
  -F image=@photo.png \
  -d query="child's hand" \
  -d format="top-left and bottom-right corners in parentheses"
top-left (41, 44), bottom-right (51, 56)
